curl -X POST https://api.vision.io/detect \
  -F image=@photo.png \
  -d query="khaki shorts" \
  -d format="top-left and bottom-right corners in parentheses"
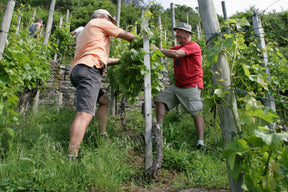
top-left (153, 84), bottom-right (203, 116)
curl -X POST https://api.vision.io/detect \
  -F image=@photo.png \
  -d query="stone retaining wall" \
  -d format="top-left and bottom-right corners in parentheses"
top-left (39, 64), bottom-right (170, 112)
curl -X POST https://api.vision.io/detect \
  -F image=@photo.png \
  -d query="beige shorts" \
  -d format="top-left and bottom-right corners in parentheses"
top-left (153, 84), bottom-right (203, 116)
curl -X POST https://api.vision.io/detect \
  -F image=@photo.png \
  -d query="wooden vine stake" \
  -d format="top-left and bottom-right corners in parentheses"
top-left (142, 14), bottom-right (163, 178)
top-left (143, 17), bottom-right (153, 174)
top-left (43, 0), bottom-right (56, 46)
top-left (0, 0), bottom-right (15, 61)
top-left (252, 13), bottom-right (276, 130)
top-left (198, 0), bottom-right (243, 191)
top-left (53, 16), bottom-right (63, 63)
top-left (32, 0), bottom-right (56, 111)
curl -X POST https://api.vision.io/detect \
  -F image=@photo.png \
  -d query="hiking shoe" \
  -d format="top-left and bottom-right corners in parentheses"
top-left (196, 144), bottom-right (206, 152)
top-left (67, 155), bottom-right (79, 162)
top-left (99, 133), bottom-right (108, 140)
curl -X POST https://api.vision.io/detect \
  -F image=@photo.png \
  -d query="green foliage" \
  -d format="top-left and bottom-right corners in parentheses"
top-left (69, 0), bottom-right (117, 29)
top-left (203, 16), bottom-right (288, 191)
top-left (50, 23), bottom-right (75, 63)
top-left (1, 1), bottom-right (288, 191)
top-left (163, 145), bottom-right (228, 188)
top-left (0, 107), bottom-right (230, 191)
top-left (108, 20), bottom-right (166, 104)
top-left (0, 107), bottom-right (134, 191)
top-left (223, 128), bottom-right (288, 191)
top-left (0, 32), bottom-right (51, 135)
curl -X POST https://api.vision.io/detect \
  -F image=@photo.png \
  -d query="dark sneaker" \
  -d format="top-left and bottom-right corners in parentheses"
top-left (99, 133), bottom-right (108, 140)
top-left (196, 144), bottom-right (206, 153)
top-left (67, 155), bottom-right (79, 162)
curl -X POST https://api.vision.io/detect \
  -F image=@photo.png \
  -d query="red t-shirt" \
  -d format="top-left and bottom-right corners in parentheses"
top-left (170, 41), bottom-right (203, 89)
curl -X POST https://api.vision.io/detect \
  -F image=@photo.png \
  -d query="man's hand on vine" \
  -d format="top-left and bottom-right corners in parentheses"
top-left (151, 45), bottom-right (159, 50)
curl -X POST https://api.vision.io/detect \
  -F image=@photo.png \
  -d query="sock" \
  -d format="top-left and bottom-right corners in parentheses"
top-left (197, 140), bottom-right (204, 146)
top-left (100, 132), bottom-right (107, 139)
top-left (100, 132), bottom-right (107, 136)
top-left (67, 155), bottom-right (78, 160)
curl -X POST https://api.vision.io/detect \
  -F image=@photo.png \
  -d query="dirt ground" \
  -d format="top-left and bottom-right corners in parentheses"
top-left (122, 150), bottom-right (230, 192)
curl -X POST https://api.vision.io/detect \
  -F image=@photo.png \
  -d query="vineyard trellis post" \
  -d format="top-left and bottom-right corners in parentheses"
top-left (170, 3), bottom-right (176, 46)
top-left (0, 0), bottom-right (15, 61)
top-left (170, 3), bottom-right (180, 113)
top-left (116, 0), bottom-right (121, 27)
top-left (198, 0), bottom-right (243, 191)
top-left (43, 0), bottom-right (56, 46)
top-left (66, 9), bottom-right (70, 32)
top-left (66, 9), bottom-right (70, 23)
top-left (16, 14), bottom-right (21, 31)
top-left (196, 22), bottom-right (202, 39)
top-left (186, 9), bottom-right (189, 24)
top-left (158, 15), bottom-right (163, 64)
top-left (252, 13), bottom-right (276, 131)
top-left (32, 0), bottom-right (56, 111)
top-left (31, 8), bottom-right (37, 24)
top-left (109, 0), bottom-right (122, 117)
top-left (221, 1), bottom-right (228, 21)
top-left (143, 18), bottom-right (153, 172)
top-left (53, 16), bottom-right (63, 63)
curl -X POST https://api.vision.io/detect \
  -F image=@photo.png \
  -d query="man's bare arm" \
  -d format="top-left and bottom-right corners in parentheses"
top-left (107, 58), bottom-right (120, 66)
top-left (161, 49), bottom-right (186, 58)
top-left (151, 45), bottom-right (186, 58)
top-left (117, 31), bottom-right (135, 42)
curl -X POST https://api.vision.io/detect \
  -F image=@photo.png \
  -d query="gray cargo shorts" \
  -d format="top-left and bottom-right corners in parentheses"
top-left (70, 64), bottom-right (101, 116)
top-left (153, 84), bottom-right (203, 116)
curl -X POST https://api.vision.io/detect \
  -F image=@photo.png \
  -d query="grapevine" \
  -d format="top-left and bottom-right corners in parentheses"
top-left (108, 29), bottom-right (167, 104)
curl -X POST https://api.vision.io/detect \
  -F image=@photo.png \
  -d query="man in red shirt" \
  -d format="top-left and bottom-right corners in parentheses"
top-left (152, 22), bottom-right (205, 150)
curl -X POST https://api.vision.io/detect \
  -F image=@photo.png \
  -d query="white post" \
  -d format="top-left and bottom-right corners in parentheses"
top-left (221, 1), bottom-right (228, 20)
top-left (196, 22), bottom-right (202, 39)
top-left (66, 9), bottom-right (70, 23)
top-left (43, 0), bottom-right (56, 46)
top-left (198, 0), bottom-right (243, 191)
top-left (143, 18), bottom-right (152, 172)
top-left (170, 3), bottom-right (176, 46)
top-left (31, 8), bottom-right (36, 23)
top-left (66, 9), bottom-right (70, 30)
top-left (53, 16), bottom-right (63, 63)
top-left (158, 15), bottom-right (163, 64)
top-left (16, 14), bottom-right (21, 31)
top-left (0, 0), bottom-right (15, 61)
top-left (116, 0), bottom-right (121, 27)
top-left (252, 13), bottom-right (276, 130)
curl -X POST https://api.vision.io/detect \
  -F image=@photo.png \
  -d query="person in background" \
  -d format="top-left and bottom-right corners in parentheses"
top-left (69, 26), bottom-right (84, 46)
top-left (29, 18), bottom-right (43, 38)
top-left (71, 26), bottom-right (84, 39)
top-left (67, 9), bottom-right (135, 159)
top-left (151, 22), bottom-right (205, 151)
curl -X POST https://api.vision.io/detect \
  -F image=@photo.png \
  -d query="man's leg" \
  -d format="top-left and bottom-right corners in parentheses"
top-left (193, 115), bottom-right (205, 148)
top-left (156, 102), bottom-right (166, 126)
top-left (96, 94), bottom-right (109, 135)
top-left (68, 111), bottom-right (93, 156)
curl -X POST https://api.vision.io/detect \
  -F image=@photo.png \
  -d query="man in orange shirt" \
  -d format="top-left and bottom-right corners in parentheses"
top-left (68, 9), bottom-right (135, 159)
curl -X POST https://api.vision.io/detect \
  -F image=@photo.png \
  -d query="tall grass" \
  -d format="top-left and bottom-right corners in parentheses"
top-left (0, 107), bottom-right (134, 191)
top-left (0, 106), bottom-right (229, 191)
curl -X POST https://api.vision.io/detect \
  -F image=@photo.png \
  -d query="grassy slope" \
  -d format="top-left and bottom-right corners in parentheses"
top-left (0, 106), bottom-right (229, 191)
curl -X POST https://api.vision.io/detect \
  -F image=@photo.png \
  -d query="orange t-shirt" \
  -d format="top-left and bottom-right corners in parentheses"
top-left (70, 18), bottom-right (123, 73)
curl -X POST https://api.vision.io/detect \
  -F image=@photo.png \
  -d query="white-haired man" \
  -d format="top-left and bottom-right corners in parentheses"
top-left (68, 9), bottom-right (135, 159)
top-left (152, 22), bottom-right (205, 150)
